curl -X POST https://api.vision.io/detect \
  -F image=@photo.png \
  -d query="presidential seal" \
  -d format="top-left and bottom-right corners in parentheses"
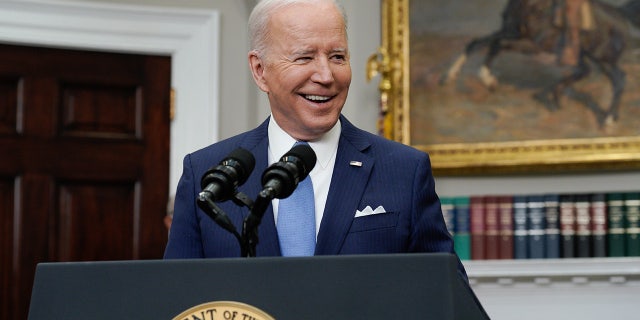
top-left (173, 301), bottom-right (275, 320)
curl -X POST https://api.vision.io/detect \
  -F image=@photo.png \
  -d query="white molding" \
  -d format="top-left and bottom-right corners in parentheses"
top-left (0, 0), bottom-right (220, 194)
top-left (464, 258), bottom-right (640, 320)
top-left (465, 257), bottom-right (640, 280)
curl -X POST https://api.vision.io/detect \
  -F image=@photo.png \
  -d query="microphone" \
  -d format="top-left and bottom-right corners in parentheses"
top-left (261, 143), bottom-right (317, 200)
top-left (199, 147), bottom-right (256, 202)
top-left (197, 148), bottom-right (255, 245)
top-left (241, 143), bottom-right (317, 257)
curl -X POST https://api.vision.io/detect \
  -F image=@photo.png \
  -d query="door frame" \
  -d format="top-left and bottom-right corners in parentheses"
top-left (0, 0), bottom-right (220, 194)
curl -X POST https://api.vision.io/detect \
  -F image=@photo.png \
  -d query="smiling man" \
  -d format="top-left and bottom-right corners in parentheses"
top-left (164, 0), bottom-right (466, 279)
top-left (248, 0), bottom-right (350, 142)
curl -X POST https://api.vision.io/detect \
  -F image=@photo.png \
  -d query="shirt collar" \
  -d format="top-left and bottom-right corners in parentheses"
top-left (267, 115), bottom-right (341, 170)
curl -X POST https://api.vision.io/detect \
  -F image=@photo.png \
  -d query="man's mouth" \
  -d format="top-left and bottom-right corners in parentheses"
top-left (303, 94), bottom-right (332, 102)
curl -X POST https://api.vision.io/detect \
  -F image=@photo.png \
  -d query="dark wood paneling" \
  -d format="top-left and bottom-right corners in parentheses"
top-left (22, 76), bottom-right (58, 137)
top-left (14, 174), bottom-right (53, 320)
top-left (0, 43), bottom-right (170, 320)
top-left (0, 177), bottom-right (16, 320)
top-left (58, 182), bottom-right (137, 261)
top-left (61, 83), bottom-right (141, 139)
top-left (0, 77), bottom-right (21, 135)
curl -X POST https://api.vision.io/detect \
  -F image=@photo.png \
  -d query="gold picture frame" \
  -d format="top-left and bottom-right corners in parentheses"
top-left (367, 0), bottom-right (640, 175)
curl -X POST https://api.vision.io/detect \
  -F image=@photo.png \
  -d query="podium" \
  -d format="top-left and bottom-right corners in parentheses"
top-left (28, 253), bottom-right (489, 319)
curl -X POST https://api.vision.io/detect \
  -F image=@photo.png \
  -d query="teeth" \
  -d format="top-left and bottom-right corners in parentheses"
top-left (304, 95), bottom-right (330, 102)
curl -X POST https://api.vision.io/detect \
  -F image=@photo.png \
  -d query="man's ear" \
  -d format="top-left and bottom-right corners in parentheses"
top-left (248, 51), bottom-right (269, 93)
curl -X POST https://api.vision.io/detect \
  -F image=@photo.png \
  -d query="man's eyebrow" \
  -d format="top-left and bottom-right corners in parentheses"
top-left (287, 47), bottom-right (348, 59)
top-left (291, 48), bottom-right (316, 56)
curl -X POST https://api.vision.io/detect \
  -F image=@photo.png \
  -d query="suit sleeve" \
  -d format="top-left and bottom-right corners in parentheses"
top-left (410, 153), bottom-right (468, 280)
top-left (163, 153), bottom-right (205, 258)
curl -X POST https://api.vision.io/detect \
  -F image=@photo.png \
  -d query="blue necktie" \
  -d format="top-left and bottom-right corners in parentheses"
top-left (277, 143), bottom-right (316, 256)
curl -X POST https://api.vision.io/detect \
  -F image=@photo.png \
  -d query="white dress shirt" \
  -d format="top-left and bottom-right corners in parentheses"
top-left (268, 116), bottom-right (341, 237)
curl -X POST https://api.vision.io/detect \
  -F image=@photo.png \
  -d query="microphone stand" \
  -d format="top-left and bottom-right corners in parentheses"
top-left (197, 186), bottom-right (278, 257)
top-left (196, 190), bottom-right (256, 257)
top-left (242, 188), bottom-right (277, 257)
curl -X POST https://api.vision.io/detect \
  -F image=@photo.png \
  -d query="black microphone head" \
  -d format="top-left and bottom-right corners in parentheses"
top-left (261, 143), bottom-right (317, 199)
top-left (200, 147), bottom-right (255, 201)
top-left (283, 143), bottom-right (317, 180)
top-left (224, 147), bottom-right (256, 185)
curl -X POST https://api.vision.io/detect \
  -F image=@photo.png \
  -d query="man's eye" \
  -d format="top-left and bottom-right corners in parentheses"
top-left (295, 57), bottom-right (312, 63)
top-left (331, 55), bottom-right (346, 61)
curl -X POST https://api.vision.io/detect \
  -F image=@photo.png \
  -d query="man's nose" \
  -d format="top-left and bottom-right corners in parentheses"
top-left (310, 58), bottom-right (334, 84)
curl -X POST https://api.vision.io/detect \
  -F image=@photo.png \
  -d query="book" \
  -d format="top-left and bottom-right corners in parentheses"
top-left (484, 195), bottom-right (500, 260)
top-left (590, 193), bottom-right (607, 257)
top-left (497, 195), bottom-right (514, 259)
top-left (607, 193), bottom-right (626, 257)
top-left (544, 194), bottom-right (561, 259)
top-left (513, 195), bottom-right (528, 259)
top-left (574, 194), bottom-right (592, 258)
top-left (624, 192), bottom-right (640, 256)
top-left (452, 196), bottom-right (471, 260)
top-left (470, 196), bottom-right (486, 260)
top-left (527, 195), bottom-right (546, 259)
top-left (559, 194), bottom-right (576, 258)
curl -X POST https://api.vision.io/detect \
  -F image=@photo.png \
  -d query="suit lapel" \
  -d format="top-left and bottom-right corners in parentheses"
top-left (315, 118), bottom-right (373, 255)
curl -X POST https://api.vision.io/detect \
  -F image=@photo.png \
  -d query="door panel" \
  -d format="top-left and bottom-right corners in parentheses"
top-left (61, 83), bottom-right (141, 138)
top-left (0, 76), bottom-right (20, 134)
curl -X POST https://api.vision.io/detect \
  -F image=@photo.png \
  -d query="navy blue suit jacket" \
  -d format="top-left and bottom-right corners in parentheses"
top-left (164, 116), bottom-right (465, 276)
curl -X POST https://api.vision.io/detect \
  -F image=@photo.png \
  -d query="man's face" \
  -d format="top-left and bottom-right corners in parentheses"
top-left (249, 2), bottom-right (352, 141)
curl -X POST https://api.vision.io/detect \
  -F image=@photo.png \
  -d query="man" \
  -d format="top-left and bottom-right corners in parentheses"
top-left (164, 0), bottom-right (466, 278)
top-left (557, 0), bottom-right (595, 66)
top-left (164, 196), bottom-right (174, 233)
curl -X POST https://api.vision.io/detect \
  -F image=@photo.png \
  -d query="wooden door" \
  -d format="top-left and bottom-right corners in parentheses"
top-left (0, 44), bottom-right (171, 320)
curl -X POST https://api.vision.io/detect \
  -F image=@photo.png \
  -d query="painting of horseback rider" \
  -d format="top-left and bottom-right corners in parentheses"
top-left (409, 0), bottom-right (640, 146)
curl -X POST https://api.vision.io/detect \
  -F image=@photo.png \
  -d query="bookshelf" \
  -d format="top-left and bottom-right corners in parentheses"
top-left (464, 258), bottom-right (640, 319)
top-left (440, 186), bottom-right (640, 319)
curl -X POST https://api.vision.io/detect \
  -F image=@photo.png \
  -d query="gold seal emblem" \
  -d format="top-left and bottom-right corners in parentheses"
top-left (173, 301), bottom-right (275, 320)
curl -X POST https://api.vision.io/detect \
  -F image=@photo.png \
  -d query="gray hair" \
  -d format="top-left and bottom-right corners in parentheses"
top-left (248, 0), bottom-right (348, 57)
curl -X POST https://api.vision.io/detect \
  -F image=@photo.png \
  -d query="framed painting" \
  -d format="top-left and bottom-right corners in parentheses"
top-left (367, 0), bottom-right (640, 175)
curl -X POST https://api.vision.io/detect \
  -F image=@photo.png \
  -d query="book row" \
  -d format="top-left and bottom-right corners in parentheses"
top-left (441, 192), bottom-right (640, 260)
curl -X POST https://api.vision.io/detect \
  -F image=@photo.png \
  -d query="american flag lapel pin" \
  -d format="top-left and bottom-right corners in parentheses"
top-left (349, 161), bottom-right (363, 167)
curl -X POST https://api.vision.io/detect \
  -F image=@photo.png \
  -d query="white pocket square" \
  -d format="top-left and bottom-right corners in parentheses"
top-left (355, 205), bottom-right (387, 217)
